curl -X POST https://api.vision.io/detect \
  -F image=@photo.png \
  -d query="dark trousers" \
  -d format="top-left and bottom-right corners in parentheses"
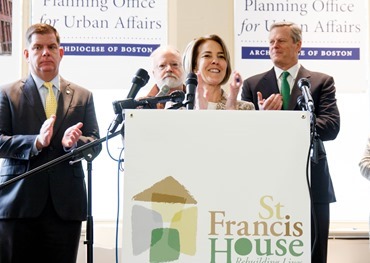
top-left (0, 198), bottom-right (82, 263)
top-left (311, 203), bottom-right (330, 263)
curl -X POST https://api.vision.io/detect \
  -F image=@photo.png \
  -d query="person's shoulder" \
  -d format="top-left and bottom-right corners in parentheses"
top-left (245, 68), bottom-right (273, 82)
top-left (61, 77), bottom-right (92, 94)
top-left (0, 78), bottom-right (26, 91)
top-left (145, 84), bottom-right (160, 97)
top-left (299, 66), bottom-right (333, 79)
top-left (298, 66), bottom-right (335, 90)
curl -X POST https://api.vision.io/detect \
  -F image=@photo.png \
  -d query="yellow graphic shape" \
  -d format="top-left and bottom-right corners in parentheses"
top-left (170, 207), bottom-right (198, 255)
top-left (133, 176), bottom-right (197, 204)
top-left (152, 202), bottom-right (185, 223)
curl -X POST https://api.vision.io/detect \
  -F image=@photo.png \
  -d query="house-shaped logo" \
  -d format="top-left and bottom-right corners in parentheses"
top-left (131, 176), bottom-right (198, 262)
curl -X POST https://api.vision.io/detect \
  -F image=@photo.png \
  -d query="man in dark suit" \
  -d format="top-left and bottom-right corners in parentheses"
top-left (0, 23), bottom-right (101, 263)
top-left (241, 21), bottom-right (340, 263)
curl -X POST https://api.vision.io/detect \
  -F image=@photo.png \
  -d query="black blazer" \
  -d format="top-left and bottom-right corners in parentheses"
top-left (241, 66), bottom-right (340, 203)
top-left (0, 75), bottom-right (101, 220)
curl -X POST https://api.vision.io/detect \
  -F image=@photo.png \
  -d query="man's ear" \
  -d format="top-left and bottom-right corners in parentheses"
top-left (24, 49), bottom-right (29, 61)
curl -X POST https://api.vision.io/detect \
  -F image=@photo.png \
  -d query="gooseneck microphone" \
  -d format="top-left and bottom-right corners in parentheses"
top-left (140, 90), bottom-right (185, 107)
top-left (185, 72), bottom-right (198, 110)
top-left (115, 90), bottom-right (185, 110)
top-left (297, 78), bottom-right (314, 113)
top-left (296, 95), bottom-right (306, 111)
top-left (126, 68), bottom-right (150, 99)
top-left (108, 68), bottom-right (150, 133)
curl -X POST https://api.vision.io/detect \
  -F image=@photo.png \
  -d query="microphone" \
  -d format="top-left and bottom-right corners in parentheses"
top-left (139, 90), bottom-right (185, 108)
top-left (126, 68), bottom-right (150, 99)
top-left (108, 68), bottom-right (150, 133)
top-left (115, 90), bottom-right (185, 110)
top-left (108, 99), bottom-right (125, 133)
top-left (297, 78), bottom-right (314, 112)
top-left (296, 95), bottom-right (306, 111)
top-left (155, 85), bottom-right (170, 97)
top-left (185, 72), bottom-right (198, 110)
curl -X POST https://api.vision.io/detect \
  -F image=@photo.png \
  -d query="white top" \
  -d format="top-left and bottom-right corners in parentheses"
top-left (207, 102), bottom-right (218, 110)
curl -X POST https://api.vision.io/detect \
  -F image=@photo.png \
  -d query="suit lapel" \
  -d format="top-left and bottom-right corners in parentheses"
top-left (262, 68), bottom-right (280, 94)
top-left (53, 77), bottom-right (74, 133)
top-left (289, 66), bottom-right (311, 110)
top-left (22, 76), bottom-right (48, 123)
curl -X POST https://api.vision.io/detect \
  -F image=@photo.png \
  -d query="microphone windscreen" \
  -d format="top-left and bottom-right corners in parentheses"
top-left (127, 68), bottom-right (150, 99)
top-left (185, 72), bottom-right (198, 86)
top-left (132, 68), bottom-right (150, 87)
top-left (297, 78), bottom-right (310, 89)
top-left (170, 90), bottom-right (185, 103)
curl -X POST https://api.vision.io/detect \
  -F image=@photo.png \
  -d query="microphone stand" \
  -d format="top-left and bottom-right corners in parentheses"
top-left (167, 100), bottom-right (193, 110)
top-left (0, 129), bottom-right (122, 263)
top-left (297, 95), bottom-right (320, 164)
top-left (297, 95), bottom-right (322, 259)
top-left (167, 102), bottom-right (185, 109)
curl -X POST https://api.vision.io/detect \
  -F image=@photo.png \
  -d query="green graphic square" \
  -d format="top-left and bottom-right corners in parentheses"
top-left (150, 228), bottom-right (180, 262)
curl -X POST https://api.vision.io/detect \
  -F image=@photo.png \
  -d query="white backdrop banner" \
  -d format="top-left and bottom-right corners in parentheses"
top-left (31, 0), bottom-right (167, 56)
top-left (31, 0), bottom-right (168, 91)
top-left (122, 110), bottom-right (311, 263)
top-left (234, 0), bottom-right (369, 92)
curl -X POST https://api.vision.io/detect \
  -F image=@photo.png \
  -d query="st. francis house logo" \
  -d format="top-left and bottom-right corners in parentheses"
top-left (131, 176), bottom-right (198, 262)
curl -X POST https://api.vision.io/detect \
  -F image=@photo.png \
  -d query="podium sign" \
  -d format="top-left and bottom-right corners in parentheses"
top-left (122, 110), bottom-right (311, 263)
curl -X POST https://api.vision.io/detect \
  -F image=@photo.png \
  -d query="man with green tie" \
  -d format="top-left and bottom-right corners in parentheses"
top-left (241, 21), bottom-right (340, 263)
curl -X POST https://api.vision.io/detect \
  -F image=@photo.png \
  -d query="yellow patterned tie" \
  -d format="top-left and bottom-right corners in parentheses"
top-left (44, 82), bottom-right (57, 118)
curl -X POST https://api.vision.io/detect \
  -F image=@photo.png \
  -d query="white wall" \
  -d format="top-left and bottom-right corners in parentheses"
top-left (327, 92), bottom-right (370, 222)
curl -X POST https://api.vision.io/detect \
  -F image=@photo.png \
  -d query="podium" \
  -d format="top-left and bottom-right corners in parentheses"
top-left (122, 110), bottom-right (311, 263)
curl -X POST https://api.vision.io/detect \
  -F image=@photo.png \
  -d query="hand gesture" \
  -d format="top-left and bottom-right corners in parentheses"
top-left (62, 122), bottom-right (83, 148)
top-left (257, 92), bottom-right (283, 110)
top-left (36, 115), bottom-right (56, 150)
top-left (226, 71), bottom-right (242, 110)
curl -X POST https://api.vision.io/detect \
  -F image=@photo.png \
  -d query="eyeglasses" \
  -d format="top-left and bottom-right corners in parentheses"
top-left (157, 62), bottom-right (181, 70)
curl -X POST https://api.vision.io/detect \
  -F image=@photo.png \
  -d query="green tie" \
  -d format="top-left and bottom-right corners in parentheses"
top-left (44, 82), bottom-right (57, 118)
top-left (281, 71), bottom-right (290, 110)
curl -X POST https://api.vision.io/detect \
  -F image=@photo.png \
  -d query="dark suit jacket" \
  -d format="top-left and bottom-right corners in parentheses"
top-left (241, 66), bottom-right (340, 203)
top-left (0, 75), bottom-right (101, 220)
